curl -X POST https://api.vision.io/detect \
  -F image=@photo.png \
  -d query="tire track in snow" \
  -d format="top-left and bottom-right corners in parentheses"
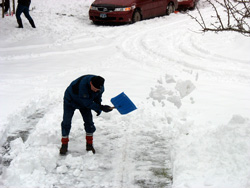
top-left (0, 45), bottom-right (111, 61)
top-left (118, 16), bottom-right (250, 83)
top-left (0, 34), bottom-right (115, 61)
top-left (117, 18), bottom-right (208, 72)
top-left (167, 32), bottom-right (250, 78)
top-left (102, 108), bottom-right (173, 188)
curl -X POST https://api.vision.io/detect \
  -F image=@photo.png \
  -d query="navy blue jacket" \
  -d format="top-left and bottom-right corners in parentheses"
top-left (18, 0), bottom-right (31, 7)
top-left (64, 75), bottom-right (104, 113)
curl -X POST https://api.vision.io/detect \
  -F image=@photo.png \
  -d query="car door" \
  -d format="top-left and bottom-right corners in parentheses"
top-left (151, 0), bottom-right (168, 17)
top-left (137, 0), bottom-right (160, 19)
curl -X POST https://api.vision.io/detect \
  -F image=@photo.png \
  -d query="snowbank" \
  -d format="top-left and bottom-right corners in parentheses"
top-left (172, 115), bottom-right (250, 188)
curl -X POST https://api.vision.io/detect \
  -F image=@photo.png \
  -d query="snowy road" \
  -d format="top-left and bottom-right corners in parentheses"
top-left (0, 0), bottom-right (250, 188)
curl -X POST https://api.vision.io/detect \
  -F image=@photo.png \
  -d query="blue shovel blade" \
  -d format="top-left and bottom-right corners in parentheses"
top-left (111, 92), bottom-right (137, 115)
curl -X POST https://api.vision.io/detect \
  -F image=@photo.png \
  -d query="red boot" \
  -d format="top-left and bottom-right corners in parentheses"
top-left (60, 137), bottom-right (69, 155)
top-left (86, 135), bottom-right (95, 154)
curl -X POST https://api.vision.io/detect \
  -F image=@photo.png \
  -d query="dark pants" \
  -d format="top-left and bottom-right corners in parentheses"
top-left (0, 0), bottom-right (9, 13)
top-left (16, 4), bottom-right (33, 21)
top-left (61, 101), bottom-right (96, 137)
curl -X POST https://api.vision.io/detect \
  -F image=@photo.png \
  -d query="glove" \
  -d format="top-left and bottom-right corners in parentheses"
top-left (100, 105), bottom-right (113, 113)
top-left (96, 110), bottom-right (101, 116)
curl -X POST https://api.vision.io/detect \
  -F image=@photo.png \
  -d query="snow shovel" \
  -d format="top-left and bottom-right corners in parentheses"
top-left (111, 92), bottom-right (137, 115)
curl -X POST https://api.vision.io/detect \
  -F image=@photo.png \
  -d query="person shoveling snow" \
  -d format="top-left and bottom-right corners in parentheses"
top-left (60, 75), bottom-right (113, 155)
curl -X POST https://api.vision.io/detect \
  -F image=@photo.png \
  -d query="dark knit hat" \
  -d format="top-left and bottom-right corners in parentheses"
top-left (91, 76), bottom-right (105, 89)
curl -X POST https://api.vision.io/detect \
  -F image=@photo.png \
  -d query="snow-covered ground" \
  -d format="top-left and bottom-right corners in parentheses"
top-left (0, 0), bottom-right (250, 187)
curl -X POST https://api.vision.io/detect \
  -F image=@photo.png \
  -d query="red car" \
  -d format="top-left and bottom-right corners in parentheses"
top-left (89, 0), bottom-right (178, 24)
top-left (177, 0), bottom-right (197, 10)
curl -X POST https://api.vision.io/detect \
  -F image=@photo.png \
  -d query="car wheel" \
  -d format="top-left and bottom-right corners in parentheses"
top-left (132, 10), bottom-right (142, 23)
top-left (166, 3), bottom-right (175, 15)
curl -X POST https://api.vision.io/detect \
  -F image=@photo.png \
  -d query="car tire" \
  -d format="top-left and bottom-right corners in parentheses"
top-left (132, 10), bottom-right (142, 23)
top-left (166, 3), bottom-right (175, 15)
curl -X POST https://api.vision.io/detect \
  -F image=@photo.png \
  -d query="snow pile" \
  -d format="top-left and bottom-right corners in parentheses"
top-left (172, 115), bottom-right (250, 188)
